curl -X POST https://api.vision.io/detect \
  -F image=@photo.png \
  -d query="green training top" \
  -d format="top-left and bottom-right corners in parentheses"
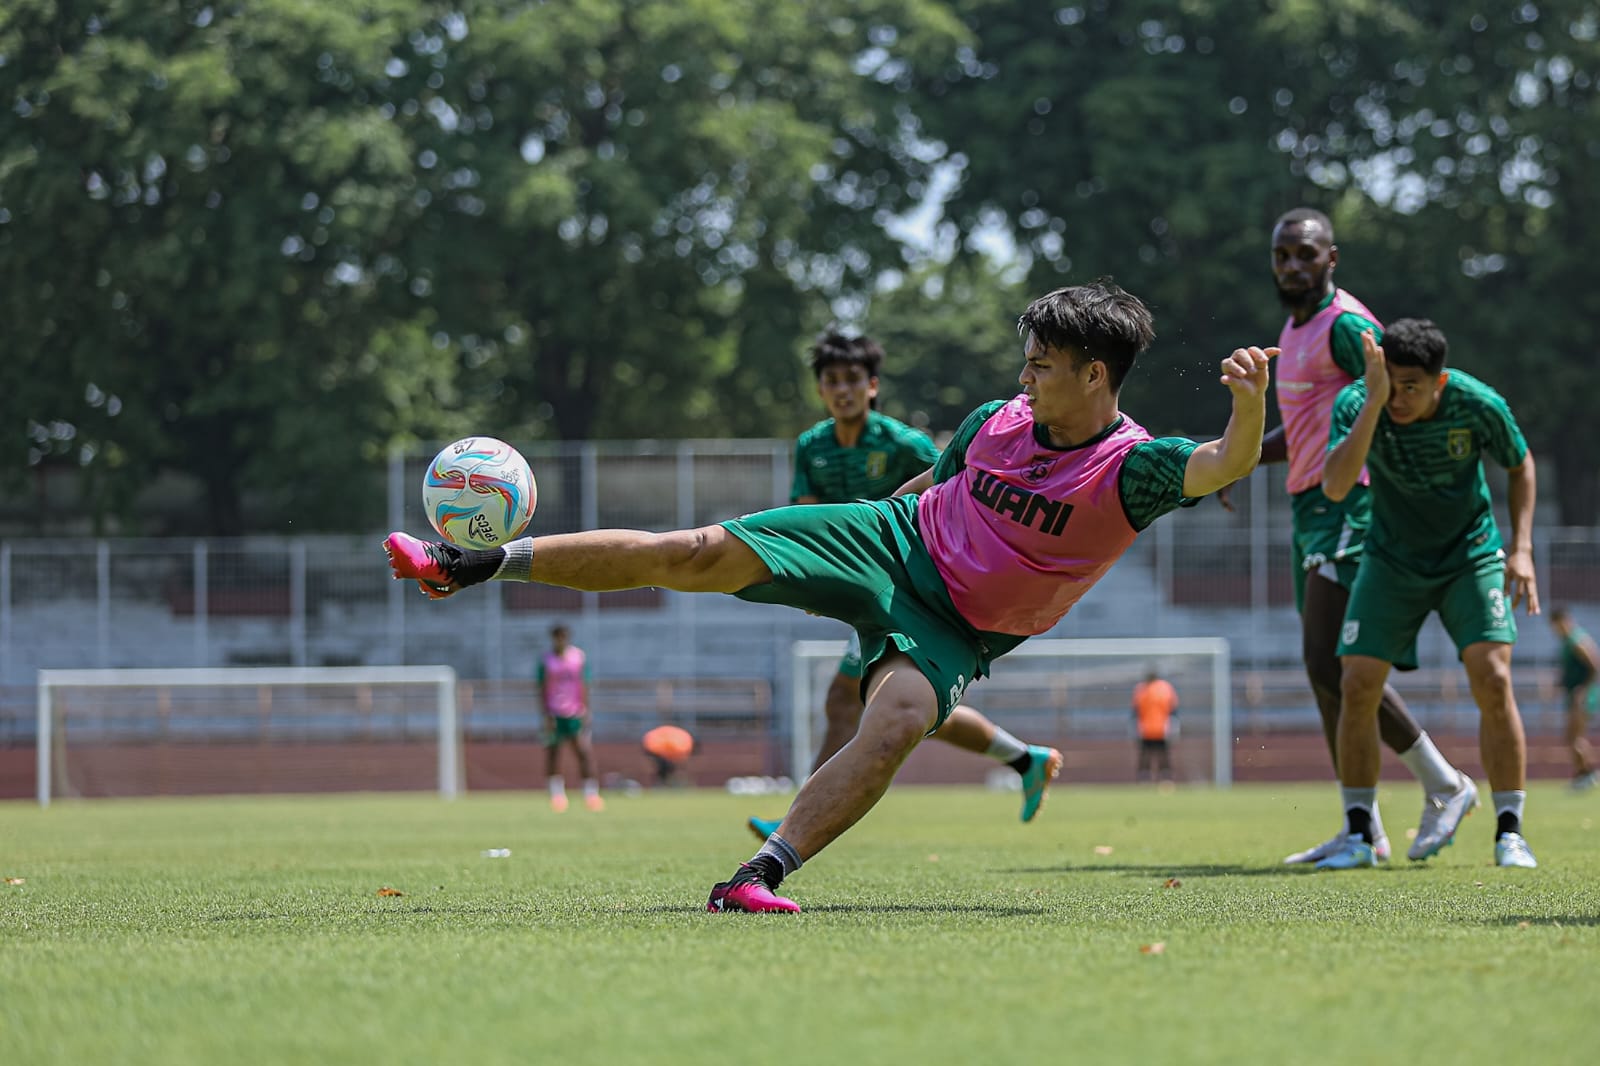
top-left (933, 400), bottom-right (1199, 531)
top-left (1561, 626), bottom-right (1597, 689)
top-left (791, 411), bottom-right (942, 503)
top-left (1328, 369), bottom-right (1528, 576)
top-left (1315, 289), bottom-right (1383, 379)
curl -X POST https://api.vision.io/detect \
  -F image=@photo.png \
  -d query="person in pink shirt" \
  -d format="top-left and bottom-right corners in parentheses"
top-left (539, 623), bottom-right (602, 812)
top-left (1259, 208), bottom-right (1472, 865)
top-left (382, 279), bottom-right (1273, 912)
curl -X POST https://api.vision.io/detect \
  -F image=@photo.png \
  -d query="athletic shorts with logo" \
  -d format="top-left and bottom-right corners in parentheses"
top-left (1290, 484), bottom-right (1371, 613)
top-left (722, 496), bottom-right (1021, 728)
top-left (1336, 550), bottom-right (1516, 669)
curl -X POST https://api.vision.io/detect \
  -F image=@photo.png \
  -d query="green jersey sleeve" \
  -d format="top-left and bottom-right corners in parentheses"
top-left (1329, 312), bottom-right (1381, 380)
top-left (932, 401), bottom-right (1007, 484)
top-left (1327, 381), bottom-right (1367, 451)
top-left (789, 429), bottom-right (819, 501)
top-left (1119, 438), bottom-right (1201, 530)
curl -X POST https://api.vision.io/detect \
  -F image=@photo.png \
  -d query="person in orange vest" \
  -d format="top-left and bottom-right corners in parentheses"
top-left (642, 724), bottom-right (695, 788)
top-left (1132, 669), bottom-right (1179, 782)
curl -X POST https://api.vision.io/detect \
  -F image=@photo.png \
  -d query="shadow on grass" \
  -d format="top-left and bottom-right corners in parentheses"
top-left (628, 903), bottom-right (1048, 917)
top-left (1493, 915), bottom-right (1600, 927)
top-left (997, 862), bottom-right (1434, 878)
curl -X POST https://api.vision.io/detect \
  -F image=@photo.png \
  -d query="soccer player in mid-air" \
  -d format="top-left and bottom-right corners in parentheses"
top-left (1261, 208), bottom-right (1472, 865)
top-left (384, 279), bottom-right (1275, 911)
top-left (746, 330), bottom-right (1062, 841)
top-left (1549, 606), bottom-right (1599, 791)
top-left (1315, 320), bottom-right (1541, 869)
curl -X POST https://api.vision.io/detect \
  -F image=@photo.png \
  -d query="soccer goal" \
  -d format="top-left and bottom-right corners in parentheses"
top-left (790, 637), bottom-right (1233, 787)
top-left (36, 666), bottom-right (461, 806)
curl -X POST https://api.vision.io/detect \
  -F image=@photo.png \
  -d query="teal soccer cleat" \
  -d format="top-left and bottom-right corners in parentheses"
top-left (1314, 837), bottom-right (1378, 870)
top-left (746, 816), bottom-right (781, 841)
top-left (1019, 745), bottom-right (1063, 823)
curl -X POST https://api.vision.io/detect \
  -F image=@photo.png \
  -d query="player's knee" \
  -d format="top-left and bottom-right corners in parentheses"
top-left (823, 680), bottom-right (864, 729)
top-left (1464, 649), bottom-right (1515, 706)
top-left (1339, 668), bottom-right (1386, 713)
top-left (857, 701), bottom-right (929, 763)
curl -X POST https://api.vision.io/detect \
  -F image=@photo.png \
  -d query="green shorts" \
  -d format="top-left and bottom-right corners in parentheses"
top-left (545, 715), bottom-right (587, 745)
top-left (722, 496), bottom-right (1021, 728)
top-left (1290, 484), bottom-right (1371, 613)
top-left (1337, 550), bottom-right (1516, 669)
top-left (1565, 684), bottom-right (1600, 716)
top-left (837, 631), bottom-right (865, 680)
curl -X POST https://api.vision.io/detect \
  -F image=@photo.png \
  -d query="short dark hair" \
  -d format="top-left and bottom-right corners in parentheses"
top-left (1551, 605), bottom-right (1572, 624)
top-left (1273, 206), bottom-right (1334, 242)
top-left (550, 623), bottom-right (570, 639)
top-left (808, 330), bottom-right (884, 379)
top-left (1382, 318), bottom-right (1448, 375)
top-left (1016, 278), bottom-right (1155, 392)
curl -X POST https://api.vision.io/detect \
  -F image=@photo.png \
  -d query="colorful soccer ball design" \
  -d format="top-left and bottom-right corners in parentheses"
top-left (422, 437), bottom-right (537, 549)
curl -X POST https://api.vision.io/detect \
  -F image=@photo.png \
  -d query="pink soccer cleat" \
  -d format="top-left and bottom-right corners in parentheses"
top-left (706, 871), bottom-right (800, 914)
top-left (383, 532), bottom-right (461, 599)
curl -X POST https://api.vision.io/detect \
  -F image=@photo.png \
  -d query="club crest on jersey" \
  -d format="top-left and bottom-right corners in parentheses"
top-left (1023, 455), bottom-right (1058, 484)
top-left (1447, 429), bottom-right (1473, 460)
top-left (1342, 620), bottom-right (1360, 645)
top-left (866, 452), bottom-right (889, 479)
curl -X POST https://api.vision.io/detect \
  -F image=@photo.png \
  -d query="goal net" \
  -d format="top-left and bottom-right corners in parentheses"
top-left (790, 637), bottom-right (1233, 787)
top-left (36, 666), bottom-right (461, 805)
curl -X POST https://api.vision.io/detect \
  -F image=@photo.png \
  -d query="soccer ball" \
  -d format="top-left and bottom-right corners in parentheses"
top-left (422, 437), bottom-right (537, 549)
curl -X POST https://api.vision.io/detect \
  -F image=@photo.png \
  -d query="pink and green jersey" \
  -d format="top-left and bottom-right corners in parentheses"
top-left (538, 646), bottom-right (590, 718)
top-left (917, 396), bottom-right (1197, 636)
top-left (1276, 288), bottom-right (1380, 494)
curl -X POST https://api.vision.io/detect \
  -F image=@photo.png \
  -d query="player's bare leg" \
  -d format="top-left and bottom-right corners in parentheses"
top-left (931, 705), bottom-right (1062, 821)
top-left (1564, 692), bottom-right (1595, 784)
top-left (545, 737), bottom-right (568, 812)
top-left (1462, 641), bottom-right (1536, 866)
top-left (814, 673), bottom-right (866, 771)
top-left (709, 654), bottom-right (935, 913)
top-left (575, 730), bottom-right (603, 811)
top-left (1316, 655), bottom-right (1389, 870)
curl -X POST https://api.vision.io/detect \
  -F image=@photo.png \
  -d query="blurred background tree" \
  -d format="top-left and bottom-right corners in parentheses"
top-left (3, 0), bottom-right (1595, 532)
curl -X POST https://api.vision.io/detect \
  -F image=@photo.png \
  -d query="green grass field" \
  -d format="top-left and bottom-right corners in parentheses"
top-left (3, 783), bottom-right (1597, 1065)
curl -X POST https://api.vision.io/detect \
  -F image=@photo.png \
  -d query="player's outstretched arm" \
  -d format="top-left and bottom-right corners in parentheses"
top-left (1181, 346), bottom-right (1276, 499)
top-left (1504, 452), bottom-right (1539, 615)
top-left (1323, 329), bottom-right (1387, 502)
top-left (893, 468), bottom-right (934, 496)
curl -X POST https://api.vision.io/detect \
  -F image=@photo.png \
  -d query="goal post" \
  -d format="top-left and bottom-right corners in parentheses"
top-left (790, 637), bottom-right (1233, 787)
top-left (36, 666), bottom-right (461, 806)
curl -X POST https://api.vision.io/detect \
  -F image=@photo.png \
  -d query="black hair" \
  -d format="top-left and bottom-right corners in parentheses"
top-left (1016, 278), bottom-right (1155, 392)
top-left (550, 623), bottom-right (570, 639)
top-left (1273, 206), bottom-right (1334, 243)
top-left (807, 330), bottom-right (884, 379)
top-left (1382, 317), bottom-right (1449, 375)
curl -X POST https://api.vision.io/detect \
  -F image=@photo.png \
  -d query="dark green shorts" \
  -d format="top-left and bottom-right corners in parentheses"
top-left (1566, 684), bottom-right (1600, 716)
top-left (1290, 485), bottom-right (1370, 613)
top-left (545, 715), bottom-right (587, 745)
top-left (1337, 550), bottom-right (1517, 668)
top-left (722, 496), bottom-right (1020, 728)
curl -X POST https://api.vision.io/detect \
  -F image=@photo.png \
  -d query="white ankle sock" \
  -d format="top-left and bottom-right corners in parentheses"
top-left (985, 728), bottom-right (1029, 764)
top-left (1398, 732), bottom-right (1459, 794)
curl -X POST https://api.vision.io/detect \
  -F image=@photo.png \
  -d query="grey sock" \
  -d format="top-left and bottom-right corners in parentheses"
top-left (492, 537), bottom-right (536, 583)
top-left (757, 833), bottom-right (803, 877)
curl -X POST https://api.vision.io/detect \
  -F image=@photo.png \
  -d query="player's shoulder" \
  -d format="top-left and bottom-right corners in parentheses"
top-left (867, 411), bottom-right (931, 442)
top-left (1443, 368), bottom-right (1509, 407)
top-left (795, 419), bottom-right (835, 447)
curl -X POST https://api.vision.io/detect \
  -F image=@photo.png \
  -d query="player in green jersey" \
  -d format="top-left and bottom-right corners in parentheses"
top-left (1550, 606), bottom-right (1599, 790)
top-left (747, 331), bottom-right (1063, 839)
top-left (1317, 319), bottom-right (1541, 869)
top-left (1262, 208), bottom-right (1469, 866)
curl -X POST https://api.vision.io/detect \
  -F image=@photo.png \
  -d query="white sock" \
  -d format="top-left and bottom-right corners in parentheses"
top-left (1492, 789), bottom-right (1526, 834)
top-left (1398, 732), bottom-right (1460, 794)
top-left (583, 778), bottom-right (599, 798)
top-left (985, 727), bottom-right (1029, 764)
top-left (548, 775), bottom-right (566, 798)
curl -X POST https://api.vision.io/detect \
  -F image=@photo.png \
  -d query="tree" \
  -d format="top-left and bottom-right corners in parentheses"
top-left (0, 0), bottom-right (466, 534)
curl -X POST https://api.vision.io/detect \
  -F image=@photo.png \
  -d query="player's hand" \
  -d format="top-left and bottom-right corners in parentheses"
top-left (1505, 547), bottom-right (1540, 616)
top-left (1360, 329), bottom-right (1391, 408)
top-left (1219, 346), bottom-right (1278, 398)
top-left (1215, 483), bottom-right (1236, 513)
